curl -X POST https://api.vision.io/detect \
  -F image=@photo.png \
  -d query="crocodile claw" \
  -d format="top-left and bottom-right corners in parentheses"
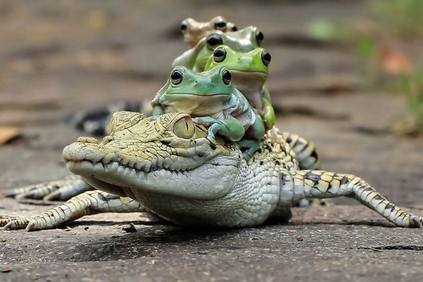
top-left (0, 215), bottom-right (30, 230)
top-left (409, 215), bottom-right (423, 228)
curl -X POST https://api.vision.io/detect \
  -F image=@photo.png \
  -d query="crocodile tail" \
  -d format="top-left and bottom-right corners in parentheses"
top-left (280, 170), bottom-right (423, 228)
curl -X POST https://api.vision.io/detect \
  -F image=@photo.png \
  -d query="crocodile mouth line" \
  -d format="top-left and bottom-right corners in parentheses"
top-left (67, 159), bottom-right (194, 178)
top-left (67, 157), bottom-right (238, 200)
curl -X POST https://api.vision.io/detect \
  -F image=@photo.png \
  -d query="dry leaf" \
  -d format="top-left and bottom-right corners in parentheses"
top-left (379, 46), bottom-right (412, 74)
top-left (0, 126), bottom-right (20, 145)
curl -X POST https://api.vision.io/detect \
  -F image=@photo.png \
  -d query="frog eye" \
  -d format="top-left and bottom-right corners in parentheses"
top-left (206, 34), bottom-right (223, 50)
top-left (256, 31), bottom-right (264, 44)
top-left (170, 70), bottom-right (183, 85)
top-left (261, 51), bottom-right (271, 66)
top-left (213, 47), bottom-right (227, 63)
top-left (222, 70), bottom-right (232, 85)
top-left (173, 116), bottom-right (195, 139)
top-left (230, 25), bottom-right (238, 32)
top-left (214, 19), bottom-right (227, 31)
top-left (180, 21), bottom-right (188, 31)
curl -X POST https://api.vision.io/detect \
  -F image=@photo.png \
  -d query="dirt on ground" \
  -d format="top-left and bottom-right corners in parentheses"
top-left (0, 1), bottom-right (423, 281)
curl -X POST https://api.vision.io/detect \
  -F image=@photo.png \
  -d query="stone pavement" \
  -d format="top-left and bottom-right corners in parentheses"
top-left (0, 1), bottom-right (422, 281)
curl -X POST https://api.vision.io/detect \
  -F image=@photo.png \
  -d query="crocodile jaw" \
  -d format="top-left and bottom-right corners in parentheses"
top-left (63, 142), bottom-right (240, 200)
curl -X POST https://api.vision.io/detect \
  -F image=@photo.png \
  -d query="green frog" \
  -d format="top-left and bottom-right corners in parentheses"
top-left (151, 66), bottom-right (265, 157)
top-left (180, 16), bottom-right (238, 48)
top-left (172, 26), bottom-right (264, 72)
top-left (204, 45), bottom-right (275, 130)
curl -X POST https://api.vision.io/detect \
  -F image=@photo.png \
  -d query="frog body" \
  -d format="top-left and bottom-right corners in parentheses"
top-left (204, 45), bottom-right (275, 130)
top-left (151, 66), bottom-right (265, 156)
top-left (180, 16), bottom-right (238, 48)
top-left (172, 26), bottom-right (264, 72)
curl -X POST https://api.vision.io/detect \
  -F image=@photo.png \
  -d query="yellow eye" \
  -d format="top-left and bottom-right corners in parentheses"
top-left (173, 116), bottom-right (195, 139)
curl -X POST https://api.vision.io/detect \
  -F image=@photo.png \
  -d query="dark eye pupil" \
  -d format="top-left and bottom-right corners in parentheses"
top-left (256, 31), bottom-right (264, 42)
top-left (171, 71), bottom-right (182, 81)
top-left (180, 23), bottom-right (187, 31)
top-left (223, 70), bottom-right (231, 83)
top-left (215, 21), bottom-right (226, 28)
top-left (170, 71), bottom-right (182, 79)
top-left (231, 25), bottom-right (238, 32)
top-left (214, 49), bottom-right (225, 57)
top-left (207, 34), bottom-right (223, 48)
top-left (263, 52), bottom-right (271, 62)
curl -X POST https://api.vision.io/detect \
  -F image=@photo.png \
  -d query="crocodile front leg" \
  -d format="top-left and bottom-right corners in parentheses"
top-left (282, 170), bottom-right (423, 228)
top-left (2, 175), bottom-right (94, 201)
top-left (0, 191), bottom-right (145, 231)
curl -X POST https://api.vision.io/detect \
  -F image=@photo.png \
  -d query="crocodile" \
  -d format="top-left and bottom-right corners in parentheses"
top-left (1, 111), bottom-right (422, 231)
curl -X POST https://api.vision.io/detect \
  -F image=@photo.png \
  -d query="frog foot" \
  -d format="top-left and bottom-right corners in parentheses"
top-left (238, 139), bottom-right (261, 160)
top-left (206, 133), bottom-right (218, 145)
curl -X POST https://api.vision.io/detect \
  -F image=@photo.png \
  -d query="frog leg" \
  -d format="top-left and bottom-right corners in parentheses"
top-left (151, 105), bottom-right (165, 116)
top-left (2, 175), bottom-right (94, 201)
top-left (237, 138), bottom-right (262, 160)
top-left (1, 191), bottom-right (146, 231)
top-left (239, 114), bottom-right (266, 159)
top-left (193, 116), bottom-right (245, 143)
top-left (283, 170), bottom-right (423, 228)
top-left (261, 87), bottom-right (275, 130)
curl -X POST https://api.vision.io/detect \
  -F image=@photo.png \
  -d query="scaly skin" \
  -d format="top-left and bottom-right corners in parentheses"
top-left (1, 112), bottom-right (421, 231)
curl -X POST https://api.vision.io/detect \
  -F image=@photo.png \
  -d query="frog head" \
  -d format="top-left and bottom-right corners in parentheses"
top-left (204, 45), bottom-right (271, 85)
top-left (152, 66), bottom-right (236, 116)
top-left (172, 26), bottom-right (264, 72)
top-left (180, 16), bottom-right (238, 47)
top-left (196, 26), bottom-right (264, 70)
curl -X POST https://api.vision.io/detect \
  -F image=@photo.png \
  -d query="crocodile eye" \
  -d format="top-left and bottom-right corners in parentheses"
top-left (213, 47), bottom-right (226, 63)
top-left (173, 117), bottom-right (195, 139)
top-left (256, 31), bottom-right (264, 44)
top-left (214, 20), bottom-right (227, 31)
top-left (206, 34), bottom-right (223, 50)
top-left (170, 70), bottom-right (183, 85)
top-left (222, 70), bottom-right (231, 85)
top-left (261, 51), bottom-right (271, 66)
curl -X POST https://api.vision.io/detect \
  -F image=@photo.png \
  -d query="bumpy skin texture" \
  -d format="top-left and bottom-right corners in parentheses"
top-left (1, 112), bottom-right (422, 231)
top-left (204, 45), bottom-right (275, 130)
top-left (151, 66), bottom-right (265, 155)
top-left (172, 26), bottom-right (264, 72)
top-left (180, 16), bottom-right (238, 48)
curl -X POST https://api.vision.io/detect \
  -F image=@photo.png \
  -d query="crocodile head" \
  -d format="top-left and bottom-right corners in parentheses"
top-left (63, 111), bottom-right (241, 201)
